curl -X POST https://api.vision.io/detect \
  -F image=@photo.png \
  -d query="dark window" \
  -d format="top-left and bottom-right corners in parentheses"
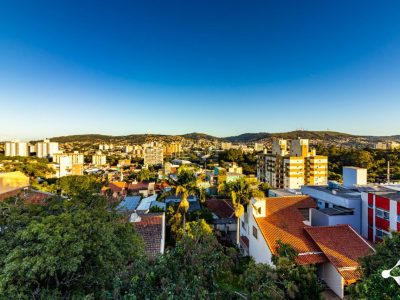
top-left (252, 226), bottom-right (258, 239)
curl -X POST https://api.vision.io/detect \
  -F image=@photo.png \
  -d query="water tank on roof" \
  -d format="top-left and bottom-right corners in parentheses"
top-left (328, 181), bottom-right (340, 190)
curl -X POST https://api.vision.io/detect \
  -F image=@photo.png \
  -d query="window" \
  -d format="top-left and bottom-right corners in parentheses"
top-left (376, 228), bottom-right (389, 239)
top-left (397, 215), bottom-right (400, 223)
top-left (376, 208), bottom-right (390, 220)
top-left (368, 203), bottom-right (373, 209)
top-left (252, 226), bottom-right (258, 239)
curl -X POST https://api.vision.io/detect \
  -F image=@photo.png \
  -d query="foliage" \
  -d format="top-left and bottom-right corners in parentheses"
top-left (0, 195), bottom-right (145, 299)
top-left (0, 156), bottom-right (54, 179)
top-left (315, 146), bottom-right (400, 183)
top-left (348, 232), bottom-right (400, 299)
top-left (241, 241), bottom-right (321, 300)
top-left (219, 177), bottom-right (252, 246)
top-left (127, 219), bottom-right (235, 299)
top-left (58, 175), bottom-right (103, 197)
top-left (218, 149), bottom-right (257, 175)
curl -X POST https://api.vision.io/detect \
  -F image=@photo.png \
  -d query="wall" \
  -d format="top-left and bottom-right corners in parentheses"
top-left (311, 208), bottom-right (359, 232)
top-left (320, 262), bottom-right (344, 299)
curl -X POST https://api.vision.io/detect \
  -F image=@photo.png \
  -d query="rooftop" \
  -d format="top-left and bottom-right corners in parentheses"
top-left (303, 185), bottom-right (362, 200)
top-left (205, 198), bottom-right (235, 219)
top-left (132, 212), bottom-right (164, 258)
top-left (255, 196), bottom-right (327, 265)
top-left (305, 225), bottom-right (374, 285)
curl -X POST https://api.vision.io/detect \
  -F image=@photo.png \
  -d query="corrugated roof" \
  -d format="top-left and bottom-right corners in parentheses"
top-left (117, 196), bottom-right (141, 211)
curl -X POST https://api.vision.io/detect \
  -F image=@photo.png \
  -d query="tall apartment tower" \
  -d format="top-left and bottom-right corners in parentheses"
top-left (257, 138), bottom-right (328, 189)
top-left (5, 141), bottom-right (29, 157)
top-left (35, 139), bottom-right (59, 158)
top-left (144, 147), bottom-right (164, 167)
top-left (92, 151), bottom-right (107, 166)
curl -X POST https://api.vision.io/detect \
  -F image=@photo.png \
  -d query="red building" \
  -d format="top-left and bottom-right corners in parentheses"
top-left (362, 191), bottom-right (400, 242)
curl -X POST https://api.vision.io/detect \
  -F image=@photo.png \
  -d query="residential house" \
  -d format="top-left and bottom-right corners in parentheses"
top-left (130, 212), bottom-right (166, 258)
top-left (241, 196), bottom-right (373, 299)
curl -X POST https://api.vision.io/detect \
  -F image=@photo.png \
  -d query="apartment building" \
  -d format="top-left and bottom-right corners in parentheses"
top-left (163, 142), bottom-right (182, 156)
top-left (361, 188), bottom-right (400, 242)
top-left (144, 147), bottom-right (163, 167)
top-left (92, 151), bottom-right (107, 166)
top-left (35, 139), bottom-right (59, 158)
top-left (374, 141), bottom-right (400, 150)
top-left (53, 151), bottom-right (84, 165)
top-left (257, 138), bottom-right (328, 189)
top-left (4, 141), bottom-right (29, 157)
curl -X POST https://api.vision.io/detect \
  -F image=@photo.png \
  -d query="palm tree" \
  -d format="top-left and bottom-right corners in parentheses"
top-left (160, 167), bottom-right (206, 235)
top-left (219, 177), bottom-right (252, 247)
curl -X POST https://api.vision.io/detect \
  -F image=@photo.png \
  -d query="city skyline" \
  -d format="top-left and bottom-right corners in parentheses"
top-left (1, 1), bottom-right (400, 139)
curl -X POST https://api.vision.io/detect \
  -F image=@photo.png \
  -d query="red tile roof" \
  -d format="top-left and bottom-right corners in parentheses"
top-left (255, 196), bottom-right (327, 265)
top-left (205, 198), bottom-right (235, 219)
top-left (132, 213), bottom-right (164, 258)
top-left (0, 188), bottom-right (52, 205)
top-left (305, 225), bottom-right (374, 284)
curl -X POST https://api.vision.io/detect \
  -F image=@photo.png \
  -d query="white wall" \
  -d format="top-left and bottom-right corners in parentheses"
top-left (361, 192), bottom-right (369, 239)
top-left (320, 262), bottom-right (344, 299)
top-left (390, 199), bottom-right (398, 233)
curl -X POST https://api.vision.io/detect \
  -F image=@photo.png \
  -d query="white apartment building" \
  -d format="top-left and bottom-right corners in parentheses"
top-left (144, 147), bottom-right (163, 167)
top-left (92, 151), bottom-right (107, 166)
top-left (5, 141), bottom-right (29, 157)
top-left (35, 139), bottom-right (59, 158)
top-left (53, 151), bottom-right (84, 165)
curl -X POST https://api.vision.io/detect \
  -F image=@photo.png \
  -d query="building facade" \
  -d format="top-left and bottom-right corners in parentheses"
top-left (361, 190), bottom-right (400, 242)
top-left (5, 141), bottom-right (29, 157)
top-left (257, 138), bottom-right (328, 189)
top-left (35, 139), bottom-right (59, 158)
top-left (92, 151), bottom-right (107, 166)
top-left (144, 147), bottom-right (163, 166)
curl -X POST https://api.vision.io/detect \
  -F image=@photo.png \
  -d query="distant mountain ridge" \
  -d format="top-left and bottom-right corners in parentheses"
top-left (46, 130), bottom-right (400, 144)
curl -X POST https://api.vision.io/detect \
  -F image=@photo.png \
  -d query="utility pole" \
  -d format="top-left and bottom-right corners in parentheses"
top-left (387, 160), bottom-right (390, 184)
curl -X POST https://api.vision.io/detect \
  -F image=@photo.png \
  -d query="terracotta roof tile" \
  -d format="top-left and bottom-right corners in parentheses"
top-left (305, 225), bottom-right (374, 284)
top-left (205, 198), bottom-right (235, 219)
top-left (133, 213), bottom-right (164, 258)
top-left (255, 196), bottom-right (327, 265)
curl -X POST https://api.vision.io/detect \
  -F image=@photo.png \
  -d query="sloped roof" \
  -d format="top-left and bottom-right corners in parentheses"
top-left (205, 198), bottom-right (235, 219)
top-left (305, 225), bottom-right (374, 285)
top-left (255, 196), bottom-right (327, 265)
top-left (117, 196), bottom-right (141, 211)
top-left (132, 213), bottom-right (164, 258)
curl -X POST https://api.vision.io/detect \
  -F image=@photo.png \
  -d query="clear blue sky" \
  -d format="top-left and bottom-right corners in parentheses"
top-left (1, 1), bottom-right (400, 140)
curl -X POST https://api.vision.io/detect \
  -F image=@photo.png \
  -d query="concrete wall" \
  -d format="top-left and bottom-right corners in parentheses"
top-left (311, 208), bottom-right (359, 231)
top-left (319, 262), bottom-right (344, 299)
top-left (301, 186), bottom-right (362, 234)
top-left (361, 192), bottom-right (369, 239)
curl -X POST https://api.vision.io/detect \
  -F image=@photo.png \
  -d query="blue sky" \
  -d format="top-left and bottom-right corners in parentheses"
top-left (1, 0), bottom-right (400, 140)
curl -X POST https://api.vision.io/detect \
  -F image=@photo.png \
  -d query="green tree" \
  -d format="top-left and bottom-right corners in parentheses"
top-left (219, 177), bottom-right (252, 247)
top-left (241, 241), bottom-right (321, 300)
top-left (348, 232), bottom-right (400, 299)
top-left (128, 219), bottom-right (234, 299)
top-left (0, 195), bottom-right (145, 298)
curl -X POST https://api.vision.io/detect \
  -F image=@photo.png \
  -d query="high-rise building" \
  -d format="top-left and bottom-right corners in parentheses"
top-left (144, 147), bottom-right (163, 167)
top-left (163, 142), bottom-right (182, 156)
top-left (35, 139), bottom-right (59, 158)
top-left (257, 138), bottom-right (328, 189)
top-left (92, 151), bottom-right (107, 166)
top-left (4, 141), bottom-right (29, 157)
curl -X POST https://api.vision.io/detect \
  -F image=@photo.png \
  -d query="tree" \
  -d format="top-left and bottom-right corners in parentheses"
top-left (161, 167), bottom-right (204, 235)
top-left (58, 175), bottom-right (102, 198)
top-left (0, 195), bottom-right (145, 298)
top-left (128, 219), bottom-right (235, 299)
top-left (241, 241), bottom-right (321, 300)
top-left (219, 177), bottom-right (252, 247)
top-left (348, 232), bottom-right (400, 299)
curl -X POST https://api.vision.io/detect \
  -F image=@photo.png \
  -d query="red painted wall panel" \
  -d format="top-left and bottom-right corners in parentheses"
top-left (368, 193), bottom-right (374, 205)
top-left (368, 228), bottom-right (373, 240)
top-left (375, 196), bottom-right (390, 211)
top-left (368, 208), bottom-right (373, 225)
top-left (397, 202), bottom-right (400, 214)
top-left (375, 217), bottom-right (390, 231)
